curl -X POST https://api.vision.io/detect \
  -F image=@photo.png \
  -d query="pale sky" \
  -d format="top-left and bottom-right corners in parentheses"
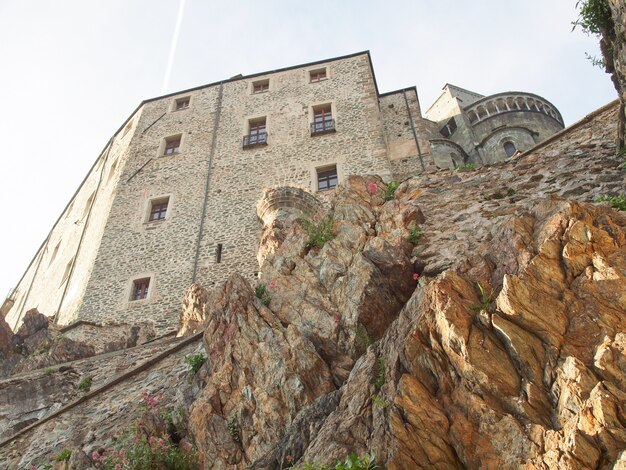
top-left (0, 0), bottom-right (617, 300)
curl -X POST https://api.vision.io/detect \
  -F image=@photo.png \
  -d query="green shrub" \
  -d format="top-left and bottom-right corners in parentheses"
top-left (295, 452), bottom-right (378, 470)
top-left (372, 394), bottom-right (389, 410)
top-left (227, 415), bottom-right (240, 443)
top-left (572, 0), bottom-right (612, 35)
top-left (384, 181), bottom-right (399, 201)
top-left (78, 376), bottom-right (92, 392)
top-left (44, 367), bottom-right (54, 375)
top-left (303, 216), bottom-right (334, 249)
top-left (91, 392), bottom-right (198, 469)
top-left (470, 282), bottom-right (495, 313)
top-left (53, 449), bottom-right (71, 462)
top-left (455, 163), bottom-right (476, 172)
top-left (407, 223), bottom-right (422, 245)
top-left (595, 194), bottom-right (626, 211)
top-left (255, 284), bottom-right (272, 306)
top-left (374, 357), bottom-right (385, 390)
top-left (184, 353), bottom-right (207, 374)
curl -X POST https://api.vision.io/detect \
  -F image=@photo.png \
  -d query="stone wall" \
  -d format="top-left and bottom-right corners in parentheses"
top-left (72, 52), bottom-right (394, 332)
top-left (379, 89), bottom-right (438, 181)
top-left (6, 112), bottom-right (141, 329)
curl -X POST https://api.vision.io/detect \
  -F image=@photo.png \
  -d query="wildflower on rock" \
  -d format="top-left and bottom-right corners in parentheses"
top-left (367, 181), bottom-right (378, 194)
top-left (268, 280), bottom-right (278, 289)
top-left (334, 314), bottom-right (340, 323)
top-left (413, 273), bottom-right (420, 281)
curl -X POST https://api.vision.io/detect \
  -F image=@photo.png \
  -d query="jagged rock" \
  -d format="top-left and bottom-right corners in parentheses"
top-left (178, 282), bottom-right (210, 337)
top-left (274, 199), bottom-right (626, 469)
top-left (188, 273), bottom-right (335, 469)
top-left (0, 315), bottom-right (15, 359)
top-left (15, 309), bottom-right (55, 355)
top-left (260, 176), bottom-right (418, 384)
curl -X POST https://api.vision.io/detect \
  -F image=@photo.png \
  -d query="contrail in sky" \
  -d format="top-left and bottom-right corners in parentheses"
top-left (161, 0), bottom-right (186, 94)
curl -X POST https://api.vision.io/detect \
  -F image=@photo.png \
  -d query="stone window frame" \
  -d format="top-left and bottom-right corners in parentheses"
top-left (308, 67), bottom-right (329, 83)
top-left (143, 194), bottom-right (174, 225)
top-left (309, 101), bottom-right (337, 135)
top-left (503, 140), bottom-right (517, 158)
top-left (310, 160), bottom-right (344, 193)
top-left (243, 114), bottom-right (269, 147)
top-left (158, 133), bottom-right (185, 157)
top-left (170, 95), bottom-right (192, 112)
top-left (251, 78), bottom-right (270, 94)
top-left (125, 273), bottom-right (155, 305)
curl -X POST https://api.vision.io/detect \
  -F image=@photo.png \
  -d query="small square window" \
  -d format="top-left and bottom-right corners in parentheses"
top-left (131, 278), bottom-right (150, 301)
top-left (309, 68), bottom-right (327, 83)
top-left (149, 197), bottom-right (169, 222)
top-left (163, 135), bottom-right (181, 155)
top-left (243, 117), bottom-right (267, 148)
top-left (252, 79), bottom-right (269, 94)
top-left (317, 165), bottom-right (338, 191)
top-left (175, 97), bottom-right (190, 110)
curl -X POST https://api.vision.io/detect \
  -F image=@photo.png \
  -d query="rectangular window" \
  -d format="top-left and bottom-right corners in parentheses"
top-left (309, 68), bottom-right (327, 83)
top-left (149, 198), bottom-right (169, 222)
top-left (216, 243), bottom-right (223, 263)
top-left (175, 97), bottom-right (190, 110)
top-left (311, 105), bottom-right (335, 135)
top-left (317, 166), bottom-right (338, 191)
top-left (252, 79), bottom-right (269, 93)
top-left (163, 135), bottom-right (181, 155)
top-left (243, 118), bottom-right (268, 148)
top-left (131, 278), bottom-right (150, 301)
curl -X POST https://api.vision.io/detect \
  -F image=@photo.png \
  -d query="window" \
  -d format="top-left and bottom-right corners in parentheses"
top-left (252, 79), bottom-right (269, 94)
top-left (122, 120), bottom-right (133, 137)
top-left (440, 117), bottom-right (457, 138)
top-left (311, 105), bottom-right (335, 135)
top-left (243, 118), bottom-right (267, 148)
top-left (309, 68), bottom-right (327, 83)
top-left (149, 198), bottom-right (169, 222)
top-left (60, 257), bottom-right (74, 286)
top-left (503, 141), bottom-right (517, 157)
top-left (131, 278), bottom-right (150, 301)
top-left (317, 165), bottom-right (338, 191)
top-left (175, 97), bottom-right (190, 110)
top-left (216, 243), bottom-right (223, 263)
top-left (49, 241), bottom-right (61, 265)
top-left (163, 135), bottom-right (182, 155)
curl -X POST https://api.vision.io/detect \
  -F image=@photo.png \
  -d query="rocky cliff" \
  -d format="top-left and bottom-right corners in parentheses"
top-left (1, 90), bottom-right (625, 470)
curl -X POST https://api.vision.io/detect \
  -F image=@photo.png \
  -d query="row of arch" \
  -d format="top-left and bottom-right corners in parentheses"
top-left (466, 95), bottom-right (562, 126)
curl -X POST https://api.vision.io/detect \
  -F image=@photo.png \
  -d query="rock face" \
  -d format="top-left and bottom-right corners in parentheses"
top-left (253, 198), bottom-right (626, 469)
top-left (187, 274), bottom-right (335, 469)
top-left (1, 98), bottom-right (624, 468)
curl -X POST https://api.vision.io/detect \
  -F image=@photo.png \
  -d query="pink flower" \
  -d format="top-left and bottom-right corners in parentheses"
top-left (367, 181), bottom-right (378, 194)
top-left (413, 273), bottom-right (420, 280)
top-left (334, 315), bottom-right (340, 323)
top-left (268, 280), bottom-right (278, 289)
top-left (29, 466), bottom-right (37, 470)
top-left (91, 451), bottom-right (100, 460)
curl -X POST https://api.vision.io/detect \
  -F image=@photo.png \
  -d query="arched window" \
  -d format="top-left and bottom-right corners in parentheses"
top-left (503, 141), bottom-right (517, 157)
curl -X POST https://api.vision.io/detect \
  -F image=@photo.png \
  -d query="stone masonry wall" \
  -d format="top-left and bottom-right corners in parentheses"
top-left (380, 89), bottom-right (438, 181)
top-left (6, 110), bottom-right (142, 329)
top-left (75, 53), bottom-right (394, 332)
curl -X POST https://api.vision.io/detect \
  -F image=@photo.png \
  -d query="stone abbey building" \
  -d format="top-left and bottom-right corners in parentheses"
top-left (3, 51), bottom-right (564, 332)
